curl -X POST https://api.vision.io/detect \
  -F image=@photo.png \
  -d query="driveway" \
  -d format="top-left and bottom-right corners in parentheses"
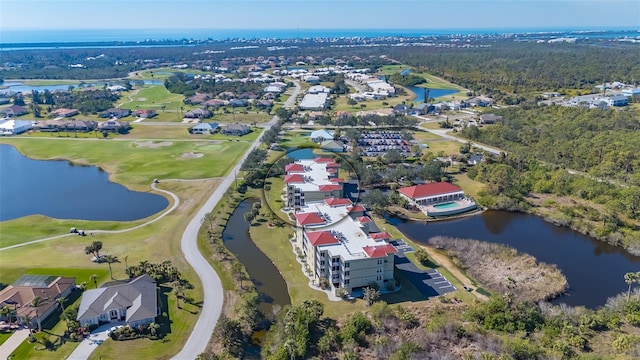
top-left (395, 254), bottom-right (456, 298)
top-left (0, 328), bottom-right (29, 359)
top-left (66, 322), bottom-right (122, 360)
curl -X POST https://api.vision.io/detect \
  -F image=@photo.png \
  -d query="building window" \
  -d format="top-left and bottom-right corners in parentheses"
top-left (344, 279), bottom-right (350, 285)
top-left (377, 267), bottom-right (382, 273)
top-left (377, 259), bottom-right (383, 265)
top-left (376, 276), bottom-right (382, 281)
top-left (320, 260), bottom-right (325, 265)
top-left (344, 262), bottom-right (350, 268)
top-left (332, 266), bottom-right (339, 271)
top-left (344, 271), bottom-right (350, 276)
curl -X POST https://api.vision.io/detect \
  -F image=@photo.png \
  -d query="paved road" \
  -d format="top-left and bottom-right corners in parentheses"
top-left (173, 79), bottom-right (300, 360)
top-left (412, 116), bottom-right (504, 156)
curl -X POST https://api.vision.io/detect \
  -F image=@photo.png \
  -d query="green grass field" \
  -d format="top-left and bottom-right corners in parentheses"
top-left (0, 138), bottom-right (250, 189)
top-left (0, 331), bottom-right (13, 347)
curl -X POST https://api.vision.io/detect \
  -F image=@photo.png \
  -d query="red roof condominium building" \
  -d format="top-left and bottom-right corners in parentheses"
top-left (285, 157), bottom-right (344, 209)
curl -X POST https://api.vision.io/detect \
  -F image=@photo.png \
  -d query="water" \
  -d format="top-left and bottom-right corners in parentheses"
top-left (222, 199), bottom-right (291, 316)
top-left (0, 144), bottom-right (168, 221)
top-left (387, 211), bottom-right (640, 308)
top-left (407, 86), bottom-right (461, 103)
top-left (1, 27), bottom-right (637, 44)
top-left (0, 80), bottom-right (162, 93)
top-left (285, 148), bottom-right (317, 160)
top-left (433, 202), bottom-right (458, 209)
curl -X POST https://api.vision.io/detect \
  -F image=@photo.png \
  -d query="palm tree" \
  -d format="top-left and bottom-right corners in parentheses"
top-left (624, 272), bottom-right (637, 299)
top-left (0, 306), bottom-right (13, 323)
top-left (174, 281), bottom-right (185, 309)
top-left (57, 297), bottom-right (69, 331)
top-left (103, 255), bottom-right (120, 280)
top-left (24, 314), bottom-right (35, 341)
top-left (90, 274), bottom-right (98, 288)
top-left (31, 296), bottom-right (45, 331)
top-left (148, 322), bottom-right (160, 337)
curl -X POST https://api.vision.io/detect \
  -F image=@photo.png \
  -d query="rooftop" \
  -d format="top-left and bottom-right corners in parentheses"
top-left (398, 182), bottom-right (464, 199)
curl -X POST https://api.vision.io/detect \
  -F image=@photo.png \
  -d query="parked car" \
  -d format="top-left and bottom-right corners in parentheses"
top-left (106, 325), bottom-right (124, 336)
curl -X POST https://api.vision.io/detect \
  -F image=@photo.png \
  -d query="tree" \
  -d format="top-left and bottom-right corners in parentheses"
top-left (148, 322), bottom-right (160, 337)
top-left (0, 306), bottom-right (14, 324)
top-left (232, 262), bottom-right (246, 290)
top-left (361, 189), bottom-right (390, 214)
top-left (363, 286), bottom-right (381, 306)
top-left (57, 297), bottom-right (70, 331)
top-left (625, 272), bottom-right (637, 299)
top-left (31, 296), bottom-right (45, 331)
top-left (84, 241), bottom-right (103, 261)
top-left (347, 98), bottom-right (357, 107)
top-left (90, 274), bottom-right (98, 288)
top-left (103, 255), bottom-right (120, 280)
top-left (174, 280), bottom-right (185, 309)
top-left (29, 102), bottom-right (42, 118)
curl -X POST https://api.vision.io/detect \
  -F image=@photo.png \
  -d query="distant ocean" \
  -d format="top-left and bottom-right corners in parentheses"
top-left (1, 27), bottom-right (637, 44)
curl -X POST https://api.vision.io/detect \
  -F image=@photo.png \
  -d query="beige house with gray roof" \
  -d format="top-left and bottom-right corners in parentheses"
top-left (77, 275), bottom-right (157, 328)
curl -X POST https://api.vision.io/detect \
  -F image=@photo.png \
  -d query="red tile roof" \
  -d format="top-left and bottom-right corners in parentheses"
top-left (284, 174), bottom-right (305, 183)
top-left (347, 205), bottom-right (366, 213)
top-left (314, 157), bottom-right (334, 163)
top-left (363, 244), bottom-right (397, 258)
top-left (324, 198), bottom-right (352, 207)
top-left (325, 162), bottom-right (340, 168)
top-left (357, 216), bottom-right (372, 223)
top-left (370, 232), bottom-right (392, 241)
top-left (327, 168), bottom-right (337, 173)
top-left (296, 213), bottom-right (326, 226)
top-left (306, 231), bottom-right (340, 246)
top-left (285, 163), bottom-right (305, 173)
top-left (398, 182), bottom-right (462, 199)
top-left (318, 184), bottom-right (342, 192)
top-left (330, 178), bottom-right (345, 183)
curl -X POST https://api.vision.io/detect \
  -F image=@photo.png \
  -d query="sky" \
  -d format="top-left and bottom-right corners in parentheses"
top-left (1, 0), bottom-right (639, 31)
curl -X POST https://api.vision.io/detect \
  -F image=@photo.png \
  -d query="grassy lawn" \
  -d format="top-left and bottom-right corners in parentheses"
top-left (452, 173), bottom-right (485, 199)
top-left (376, 65), bottom-right (467, 91)
top-left (332, 94), bottom-right (410, 113)
top-left (0, 331), bottom-right (13, 346)
top-left (412, 129), bottom-right (445, 142)
top-left (213, 111), bottom-right (272, 124)
top-left (421, 138), bottom-right (462, 156)
top-left (126, 86), bottom-right (191, 113)
top-left (0, 138), bottom-right (249, 189)
top-left (0, 216), bottom-right (144, 248)
top-left (279, 132), bottom-right (316, 149)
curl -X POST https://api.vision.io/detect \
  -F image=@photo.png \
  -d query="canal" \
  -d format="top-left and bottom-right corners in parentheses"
top-left (388, 210), bottom-right (640, 308)
top-left (222, 198), bottom-right (291, 316)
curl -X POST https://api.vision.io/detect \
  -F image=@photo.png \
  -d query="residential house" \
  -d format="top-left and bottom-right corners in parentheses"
top-left (308, 85), bottom-right (331, 94)
top-left (398, 182), bottom-right (477, 216)
top-left (100, 108), bottom-right (131, 119)
top-left (76, 275), bottom-right (157, 328)
top-left (184, 108), bottom-right (213, 119)
top-left (309, 129), bottom-right (335, 143)
top-left (0, 98), bottom-right (10, 105)
top-left (409, 103), bottom-right (430, 115)
top-left (479, 114), bottom-right (504, 124)
top-left (393, 104), bottom-right (408, 115)
top-left (190, 122), bottom-right (219, 134)
top-left (0, 105), bottom-right (28, 117)
top-left (184, 93), bottom-right (211, 105)
top-left (299, 93), bottom-right (329, 110)
top-left (227, 99), bottom-right (247, 108)
top-left (320, 140), bottom-right (345, 153)
top-left (98, 119), bottom-right (131, 133)
top-left (34, 120), bottom-right (65, 132)
top-left (606, 95), bottom-right (629, 107)
top-left (203, 99), bottom-right (227, 108)
top-left (62, 120), bottom-right (98, 132)
top-left (255, 100), bottom-right (274, 109)
top-left (467, 154), bottom-right (484, 166)
top-left (221, 123), bottom-right (251, 136)
top-left (0, 274), bottom-right (76, 328)
top-left (51, 108), bottom-right (79, 118)
top-left (132, 109), bottom-right (157, 118)
top-left (466, 96), bottom-right (494, 107)
top-left (0, 119), bottom-right (32, 135)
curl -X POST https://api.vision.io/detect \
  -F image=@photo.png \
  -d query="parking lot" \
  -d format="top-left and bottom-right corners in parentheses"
top-left (394, 253), bottom-right (456, 298)
top-left (390, 240), bottom-right (414, 254)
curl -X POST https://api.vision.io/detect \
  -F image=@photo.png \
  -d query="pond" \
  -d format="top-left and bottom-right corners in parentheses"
top-left (0, 144), bottom-right (168, 221)
top-left (387, 210), bottom-right (640, 308)
top-left (285, 147), bottom-right (317, 160)
top-left (222, 199), bottom-right (291, 316)
top-left (407, 86), bottom-right (460, 103)
top-left (0, 80), bottom-right (162, 93)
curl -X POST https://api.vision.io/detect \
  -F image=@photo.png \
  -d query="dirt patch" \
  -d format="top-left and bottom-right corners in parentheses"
top-left (181, 152), bottom-right (204, 159)
top-left (135, 141), bottom-right (173, 148)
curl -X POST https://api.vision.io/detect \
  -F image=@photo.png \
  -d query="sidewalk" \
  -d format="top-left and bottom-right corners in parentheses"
top-left (0, 328), bottom-right (29, 359)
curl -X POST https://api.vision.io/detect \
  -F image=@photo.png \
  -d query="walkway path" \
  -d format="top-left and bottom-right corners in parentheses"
top-left (0, 329), bottom-right (29, 359)
top-left (172, 79), bottom-right (300, 359)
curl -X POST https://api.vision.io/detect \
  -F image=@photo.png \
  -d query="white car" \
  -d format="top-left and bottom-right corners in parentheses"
top-left (106, 325), bottom-right (124, 336)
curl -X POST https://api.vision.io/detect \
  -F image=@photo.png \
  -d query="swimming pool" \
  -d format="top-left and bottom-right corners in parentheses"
top-left (432, 201), bottom-right (459, 209)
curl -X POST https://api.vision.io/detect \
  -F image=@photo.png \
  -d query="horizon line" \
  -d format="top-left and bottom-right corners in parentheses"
top-left (2, 26), bottom-right (638, 31)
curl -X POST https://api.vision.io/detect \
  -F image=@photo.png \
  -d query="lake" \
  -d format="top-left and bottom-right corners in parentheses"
top-left (407, 86), bottom-right (460, 102)
top-left (222, 199), bottom-right (291, 316)
top-left (286, 147), bottom-right (317, 160)
top-left (0, 80), bottom-right (162, 93)
top-left (0, 144), bottom-right (168, 221)
top-left (387, 211), bottom-right (640, 308)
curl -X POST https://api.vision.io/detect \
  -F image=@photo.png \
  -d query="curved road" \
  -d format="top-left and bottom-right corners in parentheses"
top-left (173, 80), bottom-right (300, 359)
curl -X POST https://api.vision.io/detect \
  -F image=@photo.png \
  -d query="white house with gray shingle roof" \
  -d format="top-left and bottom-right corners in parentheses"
top-left (77, 275), bottom-right (157, 328)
